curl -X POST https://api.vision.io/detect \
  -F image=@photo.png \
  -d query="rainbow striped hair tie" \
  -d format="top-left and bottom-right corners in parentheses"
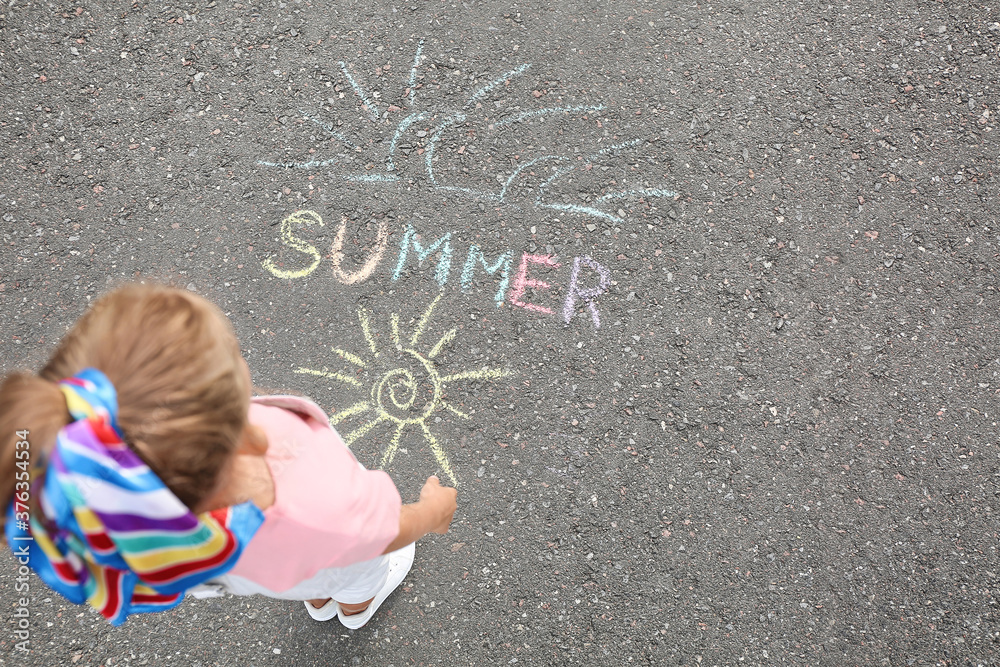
top-left (5, 368), bottom-right (263, 625)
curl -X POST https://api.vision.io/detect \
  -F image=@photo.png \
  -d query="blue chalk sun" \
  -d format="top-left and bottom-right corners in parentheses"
top-left (258, 41), bottom-right (679, 225)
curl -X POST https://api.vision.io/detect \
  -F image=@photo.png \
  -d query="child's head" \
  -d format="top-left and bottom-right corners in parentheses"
top-left (0, 283), bottom-right (252, 514)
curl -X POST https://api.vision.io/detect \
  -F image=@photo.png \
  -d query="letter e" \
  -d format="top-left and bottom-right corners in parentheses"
top-left (509, 253), bottom-right (561, 314)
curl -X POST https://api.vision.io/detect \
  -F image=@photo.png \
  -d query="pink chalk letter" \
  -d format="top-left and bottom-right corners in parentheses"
top-left (563, 256), bottom-right (611, 329)
top-left (509, 253), bottom-right (561, 314)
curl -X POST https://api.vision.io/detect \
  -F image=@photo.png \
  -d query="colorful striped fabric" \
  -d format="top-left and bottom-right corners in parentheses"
top-left (5, 368), bottom-right (263, 625)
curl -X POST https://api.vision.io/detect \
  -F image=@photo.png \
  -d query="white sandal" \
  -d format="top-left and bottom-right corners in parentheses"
top-left (304, 597), bottom-right (340, 622)
top-left (338, 542), bottom-right (415, 630)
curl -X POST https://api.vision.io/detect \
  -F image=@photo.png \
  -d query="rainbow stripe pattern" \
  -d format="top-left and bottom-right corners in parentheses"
top-left (5, 368), bottom-right (263, 625)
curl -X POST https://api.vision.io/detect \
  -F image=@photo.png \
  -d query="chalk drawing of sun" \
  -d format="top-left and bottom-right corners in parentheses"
top-left (258, 41), bottom-right (678, 224)
top-left (293, 294), bottom-right (510, 485)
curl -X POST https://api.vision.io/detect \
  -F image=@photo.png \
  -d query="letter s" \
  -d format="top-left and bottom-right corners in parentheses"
top-left (262, 210), bottom-right (325, 279)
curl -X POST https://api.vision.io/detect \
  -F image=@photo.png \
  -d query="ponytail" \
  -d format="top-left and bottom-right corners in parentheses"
top-left (0, 282), bottom-right (252, 514)
top-left (0, 372), bottom-right (71, 527)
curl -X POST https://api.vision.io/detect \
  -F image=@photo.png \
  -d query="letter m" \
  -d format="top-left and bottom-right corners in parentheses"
top-left (461, 245), bottom-right (512, 307)
top-left (393, 223), bottom-right (453, 287)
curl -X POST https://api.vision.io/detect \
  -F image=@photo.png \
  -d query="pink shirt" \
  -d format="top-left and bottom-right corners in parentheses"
top-left (227, 396), bottom-right (402, 593)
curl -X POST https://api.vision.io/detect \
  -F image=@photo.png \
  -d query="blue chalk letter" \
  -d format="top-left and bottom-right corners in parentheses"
top-left (461, 245), bottom-right (513, 307)
top-left (393, 223), bottom-right (453, 287)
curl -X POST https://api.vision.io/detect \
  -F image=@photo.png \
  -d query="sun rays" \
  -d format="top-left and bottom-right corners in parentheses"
top-left (294, 294), bottom-right (510, 485)
top-left (257, 42), bottom-right (678, 222)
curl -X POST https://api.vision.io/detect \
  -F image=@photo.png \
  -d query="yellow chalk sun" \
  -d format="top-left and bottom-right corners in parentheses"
top-left (295, 294), bottom-right (509, 485)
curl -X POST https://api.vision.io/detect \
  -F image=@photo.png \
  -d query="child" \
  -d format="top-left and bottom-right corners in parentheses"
top-left (0, 283), bottom-right (457, 627)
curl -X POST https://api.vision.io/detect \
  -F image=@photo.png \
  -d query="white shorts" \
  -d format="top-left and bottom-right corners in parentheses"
top-left (208, 552), bottom-right (391, 604)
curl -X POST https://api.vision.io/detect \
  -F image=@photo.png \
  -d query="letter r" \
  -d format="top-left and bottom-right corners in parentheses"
top-left (562, 256), bottom-right (611, 328)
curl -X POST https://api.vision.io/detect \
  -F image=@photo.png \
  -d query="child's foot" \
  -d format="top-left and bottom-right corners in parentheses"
top-left (304, 597), bottom-right (339, 622)
top-left (337, 542), bottom-right (415, 630)
top-left (339, 598), bottom-right (374, 616)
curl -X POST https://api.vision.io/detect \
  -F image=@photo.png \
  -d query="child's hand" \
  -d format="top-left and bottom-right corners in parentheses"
top-left (419, 476), bottom-right (457, 534)
top-left (383, 476), bottom-right (458, 553)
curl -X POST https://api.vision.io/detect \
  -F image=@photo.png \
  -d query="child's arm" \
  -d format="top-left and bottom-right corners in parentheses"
top-left (381, 476), bottom-right (457, 554)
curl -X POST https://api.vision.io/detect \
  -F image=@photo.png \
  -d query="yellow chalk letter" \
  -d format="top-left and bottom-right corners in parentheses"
top-left (262, 210), bottom-right (324, 279)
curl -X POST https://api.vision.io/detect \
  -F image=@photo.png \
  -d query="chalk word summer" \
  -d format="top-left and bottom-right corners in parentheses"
top-left (263, 210), bottom-right (613, 329)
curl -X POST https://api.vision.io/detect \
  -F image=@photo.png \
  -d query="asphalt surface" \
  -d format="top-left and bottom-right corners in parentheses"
top-left (1, 1), bottom-right (999, 665)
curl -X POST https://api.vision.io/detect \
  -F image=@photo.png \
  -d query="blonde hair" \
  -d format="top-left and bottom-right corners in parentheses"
top-left (0, 283), bottom-right (254, 514)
